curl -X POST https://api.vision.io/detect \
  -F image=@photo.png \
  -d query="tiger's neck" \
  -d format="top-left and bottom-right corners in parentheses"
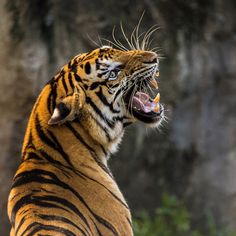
top-left (12, 84), bottom-right (133, 236)
top-left (22, 83), bottom-right (125, 170)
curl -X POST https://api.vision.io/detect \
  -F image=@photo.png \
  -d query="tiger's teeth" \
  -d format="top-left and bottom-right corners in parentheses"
top-left (153, 103), bottom-right (160, 112)
top-left (150, 78), bottom-right (158, 89)
top-left (153, 93), bottom-right (160, 103)
top-left (156, 71), bottom-right (160, 77)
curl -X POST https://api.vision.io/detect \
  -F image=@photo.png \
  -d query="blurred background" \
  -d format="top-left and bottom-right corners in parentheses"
top-left (0, 0), bottom-right (236, 235)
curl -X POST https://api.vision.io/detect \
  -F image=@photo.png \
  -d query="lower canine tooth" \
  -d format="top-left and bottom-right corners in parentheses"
top-left (156, 71), bottom-right (160, 77)
top-left (153, 104), bottom-right (160, 112)
top-left (153, 93), bottom-right (160, 103)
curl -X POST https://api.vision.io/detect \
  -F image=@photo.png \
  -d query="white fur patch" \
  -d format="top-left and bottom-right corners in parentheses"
top-left (100, 45), bottom-right (112, 49)
top-left (51, 108), bottom-right (60, 119)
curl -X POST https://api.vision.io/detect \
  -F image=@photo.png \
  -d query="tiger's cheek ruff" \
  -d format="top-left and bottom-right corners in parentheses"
top-left (8, 46), bottom-right (164, 236)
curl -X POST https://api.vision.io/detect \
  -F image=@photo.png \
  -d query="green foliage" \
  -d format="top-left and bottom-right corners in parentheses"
top-left (133, 193), bottom-right (236, 236)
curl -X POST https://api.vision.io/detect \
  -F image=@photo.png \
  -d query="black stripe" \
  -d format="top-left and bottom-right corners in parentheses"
top-left (108, 83), bottom-right (120, 93)
top-left (90, 81), bottom-right (106, 90)
top-left (126, 216), bottom-right (133, 228)
top-left (11, 194), bottom-right (69, 226)
top-left (39, 149), bottom-right (67, 167)
top-left (68, 60), bottom-right (72, 69)
top-left (47, 129), bottom-right (74, 166)
top-left (20, 222), bottom-right (38, 236)
top-left (84, 62), bottom-right (91, 74)
top-left (47, 88), bottom-right (53, 114)
top-left (15, 215), bottom-right (26, 235)
top-left (112, 88), bottom-right (123, 103)
top-left (99, 144), bottom-right (107, 157)
top-left (95, 59), bottom-right (100, 70)
top-left (74, 73), bottom-right (82, 82)
top-left (68, 72), bottom-right (75, 90)
top-left (13, 168), bottom-right (124, 236)
top-left (46, 74), bottom-right (60, 86)
top-left (84, 84), bottom-right (89, 90)
top-left (84, 52), bottom-right (96, 61)
top-left (81, 114), bottom-right (111, 143)
top-left (65, 123), bottom-right (96, 154)
top-left (32, 195), bottom-right (91, 230)
top-left (92, 213), bottom-right (119, 236)
top-left (78, 169), bottom-right (129, 209)
top-left (26, 223), bottom-right (76, 236)
top-left (86, 97), bottom-right (115, 129)
top-left (66, 123), bottom-right (112, 177)
top-left (39, 160), bottom-right (125, 210)
top-left (35, 115), bottom-right (58, 148)
top-left (12, 170), bottom-right (91, 229)
top-left (61, 73), bottom-right (68, 94)
top-left (39, 150), bottom-right (85, 179)
top-left (97, 71), bottom-right (108, 78)
top-left (51, 81), bottom-right (58, 111)
top-left (113, 116), bottom-right (124, 122)
top-left (96, 87), bottom-right (120, 113)
top-left (90, 82), bottom-right (100, 90)
top-left (35, 114), bottom-right (73, 166)
top-left (37, 181), bottom-right (118, 235)
top-left (90, 217), bottom-right (103, 236)
top-left (66, 122), bottom-right (108, 157)
top-left (22, 132), bottom-right (34, 158)
top-left (25, 152), bottom-right (43, 161)
top-left (37, 214), bottom-right (87, 236)
top-left (18, 207), bottom-right (33, 217)
top-left (47, 81), bottom-right (57, 114)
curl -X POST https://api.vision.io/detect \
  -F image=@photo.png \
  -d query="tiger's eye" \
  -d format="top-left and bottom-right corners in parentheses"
top-left (108, 69), bottom-right (120, 81)
top-left (110, 71), bottom-right (117, 78)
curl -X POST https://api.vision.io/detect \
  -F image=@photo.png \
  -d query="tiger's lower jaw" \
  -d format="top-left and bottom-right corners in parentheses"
top-left (128, 104), bottom-right (164, 127)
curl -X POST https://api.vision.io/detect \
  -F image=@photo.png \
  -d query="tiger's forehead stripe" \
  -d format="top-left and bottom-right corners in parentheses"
top-left (84, 62), bottom-right (91, 74)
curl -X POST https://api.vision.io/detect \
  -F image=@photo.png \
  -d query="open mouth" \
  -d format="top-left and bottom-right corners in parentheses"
top-left (124, 72), bottom-right (164, 123)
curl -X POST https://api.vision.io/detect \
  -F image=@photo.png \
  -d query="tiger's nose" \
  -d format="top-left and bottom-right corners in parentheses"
top-left (142, 51), bottom-right (158, 64)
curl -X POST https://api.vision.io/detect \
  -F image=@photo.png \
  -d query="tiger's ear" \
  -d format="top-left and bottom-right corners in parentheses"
top-left (48, 85), bottom-right (85, 125)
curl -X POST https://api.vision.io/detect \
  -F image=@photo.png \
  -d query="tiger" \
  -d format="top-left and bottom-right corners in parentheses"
top-left (8, 45), bottom-right (164, 236)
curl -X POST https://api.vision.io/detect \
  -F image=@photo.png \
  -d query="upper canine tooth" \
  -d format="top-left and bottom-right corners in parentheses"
top-left (153, 93), bottom-right (160, 103)
top-left (156, 71), bottom-right (160, 77)
top-left (150, 79), bottom-right (158, 89)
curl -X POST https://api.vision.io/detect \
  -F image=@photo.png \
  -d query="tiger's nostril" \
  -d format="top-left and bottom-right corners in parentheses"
top-left (150, 58), bottom-right (157, 63)
top-left (142, 51), bottom-right (158, 64)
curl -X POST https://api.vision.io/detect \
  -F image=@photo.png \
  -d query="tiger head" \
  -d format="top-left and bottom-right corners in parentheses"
top-left (47, 46), bottom-right (164, 152)
top-left (49, 46), bottom-right (163, 126)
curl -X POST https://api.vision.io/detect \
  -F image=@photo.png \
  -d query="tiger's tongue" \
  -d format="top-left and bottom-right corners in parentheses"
top-left (132, 92), bottom-right (157, 113)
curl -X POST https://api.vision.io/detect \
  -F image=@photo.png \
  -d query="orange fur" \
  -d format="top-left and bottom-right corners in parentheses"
top-left (8, 47), bottom-right (162, 235)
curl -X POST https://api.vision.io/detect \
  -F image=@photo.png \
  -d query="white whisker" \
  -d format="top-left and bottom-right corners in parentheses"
top-left (87, 34), bottom-right (103, 48)
top-left (120, 22), bottom-right (134, 50)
